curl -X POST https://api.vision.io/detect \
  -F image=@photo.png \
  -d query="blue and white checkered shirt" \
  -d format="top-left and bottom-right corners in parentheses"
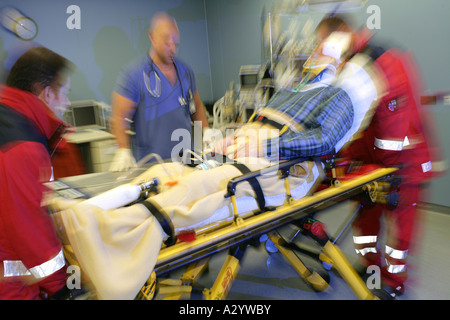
top-left (263, 84), bottom-right (354, 160)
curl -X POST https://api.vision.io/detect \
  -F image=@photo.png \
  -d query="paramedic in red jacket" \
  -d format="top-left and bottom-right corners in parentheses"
top-left (0, 47), bottom-right (73, 299)
top-left (347, 47), bottom-right (437, 299)
top-left (317, 17), bottom-right (441, 299)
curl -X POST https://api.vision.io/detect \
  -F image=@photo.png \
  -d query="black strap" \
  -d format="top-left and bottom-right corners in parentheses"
top-left (139, 200), bottom-right (177, 246)
top-left (0, 104), bottom-right (49, 152)
top-left (211, 153), bottom-right (268, 213)
top-left (230, 162), bottom-right (267, 213)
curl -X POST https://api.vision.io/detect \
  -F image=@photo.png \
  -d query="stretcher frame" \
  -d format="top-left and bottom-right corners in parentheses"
top-left (141, 158), bottom-right (399, 301)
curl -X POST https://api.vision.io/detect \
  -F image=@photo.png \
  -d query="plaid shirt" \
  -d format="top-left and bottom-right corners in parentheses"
top-left (263, 85), bottom-right (353, 160)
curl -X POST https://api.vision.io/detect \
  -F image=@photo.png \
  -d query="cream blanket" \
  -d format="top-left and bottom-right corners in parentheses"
top-left (52, 158), bottom-right (322, 300)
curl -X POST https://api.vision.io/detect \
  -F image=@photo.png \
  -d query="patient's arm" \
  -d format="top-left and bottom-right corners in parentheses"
top-left (263, 88), bottom-right (354, 160)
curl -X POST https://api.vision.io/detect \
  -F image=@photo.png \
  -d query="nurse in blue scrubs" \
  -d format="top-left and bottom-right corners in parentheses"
top-left (110, 12), bottom-right (209, 171)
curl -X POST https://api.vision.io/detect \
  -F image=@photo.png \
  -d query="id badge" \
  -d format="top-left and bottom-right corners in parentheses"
top-left (188, 90), bottom-right (196, 114)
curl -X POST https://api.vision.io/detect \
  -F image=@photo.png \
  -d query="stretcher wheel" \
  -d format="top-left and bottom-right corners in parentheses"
top-left (322, 261), bottom-right (333, 271)
top-left (260, 234), bottom-right (279, 253)
top-left (265, 238), bottom-right (279, 254)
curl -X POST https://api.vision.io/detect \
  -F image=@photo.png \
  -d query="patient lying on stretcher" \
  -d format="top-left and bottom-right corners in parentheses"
top-left (51, 33), bottom-right (384, 300)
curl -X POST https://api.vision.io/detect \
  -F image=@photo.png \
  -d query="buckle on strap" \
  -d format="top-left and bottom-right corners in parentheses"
top-left (139, 200), bottom-right (177, 246)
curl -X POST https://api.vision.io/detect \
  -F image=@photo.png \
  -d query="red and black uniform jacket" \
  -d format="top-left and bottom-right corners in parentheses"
top-left (0, 86), bottom-right (69, 299)
top-left (342, 45), bottom-right (442, 185)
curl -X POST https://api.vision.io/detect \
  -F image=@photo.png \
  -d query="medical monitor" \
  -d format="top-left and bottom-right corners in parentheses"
top-left (240, 74), bottom-right (258, 87)
top-left (239, 65), bottom-right (261, 88)
top-left (64, 100), bottom-right (107, 131)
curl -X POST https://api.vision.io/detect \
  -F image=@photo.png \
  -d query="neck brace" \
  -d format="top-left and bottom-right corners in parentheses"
top-left (301, 53), bottom-right (338, 81)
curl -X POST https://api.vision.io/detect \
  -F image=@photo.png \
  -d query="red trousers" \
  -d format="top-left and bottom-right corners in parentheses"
top-left (352, 184), bottom-right (419, 288)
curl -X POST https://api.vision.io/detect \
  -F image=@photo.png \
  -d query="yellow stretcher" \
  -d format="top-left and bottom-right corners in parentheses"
top-left (134, 158), bottom-right (400, 301)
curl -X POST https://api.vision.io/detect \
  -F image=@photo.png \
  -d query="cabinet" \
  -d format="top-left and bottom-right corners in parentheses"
top-left (90, 138), bottom-right (116, 172)
top-left (68, 129), bottom-right (115, 173)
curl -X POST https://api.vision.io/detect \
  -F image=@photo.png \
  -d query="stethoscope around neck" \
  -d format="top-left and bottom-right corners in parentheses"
top-left (143, 57), bottom-right (195, 114)
top-left (143, 57), bottom-right (190, 105)
top-left (143, 60), bottom-right (162, 98)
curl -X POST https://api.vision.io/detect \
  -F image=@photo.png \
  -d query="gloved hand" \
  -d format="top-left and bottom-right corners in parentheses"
top-left (109, 148), bottom-right (137, 172)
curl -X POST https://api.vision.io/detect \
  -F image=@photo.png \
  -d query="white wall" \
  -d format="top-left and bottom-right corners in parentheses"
top-left (0, 0), bottom-right (213, 103)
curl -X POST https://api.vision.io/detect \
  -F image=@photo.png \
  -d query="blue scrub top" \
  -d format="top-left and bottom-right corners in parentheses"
top-left (115, 55), bottom-right (196, 162)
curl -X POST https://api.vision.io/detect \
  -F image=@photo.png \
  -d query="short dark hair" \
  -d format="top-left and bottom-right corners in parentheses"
top-left (315, 15), bottom-right (352, 35)
top-left (6, 46), bottom-right (73, 95)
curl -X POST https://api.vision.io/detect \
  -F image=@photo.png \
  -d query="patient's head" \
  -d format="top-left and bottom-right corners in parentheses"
top-left (300, 16), bottom-right (355, 81)
top-left (315, 16), bottom-right (353, 43)
top-left (315, 15), bottom-right (356, 63)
